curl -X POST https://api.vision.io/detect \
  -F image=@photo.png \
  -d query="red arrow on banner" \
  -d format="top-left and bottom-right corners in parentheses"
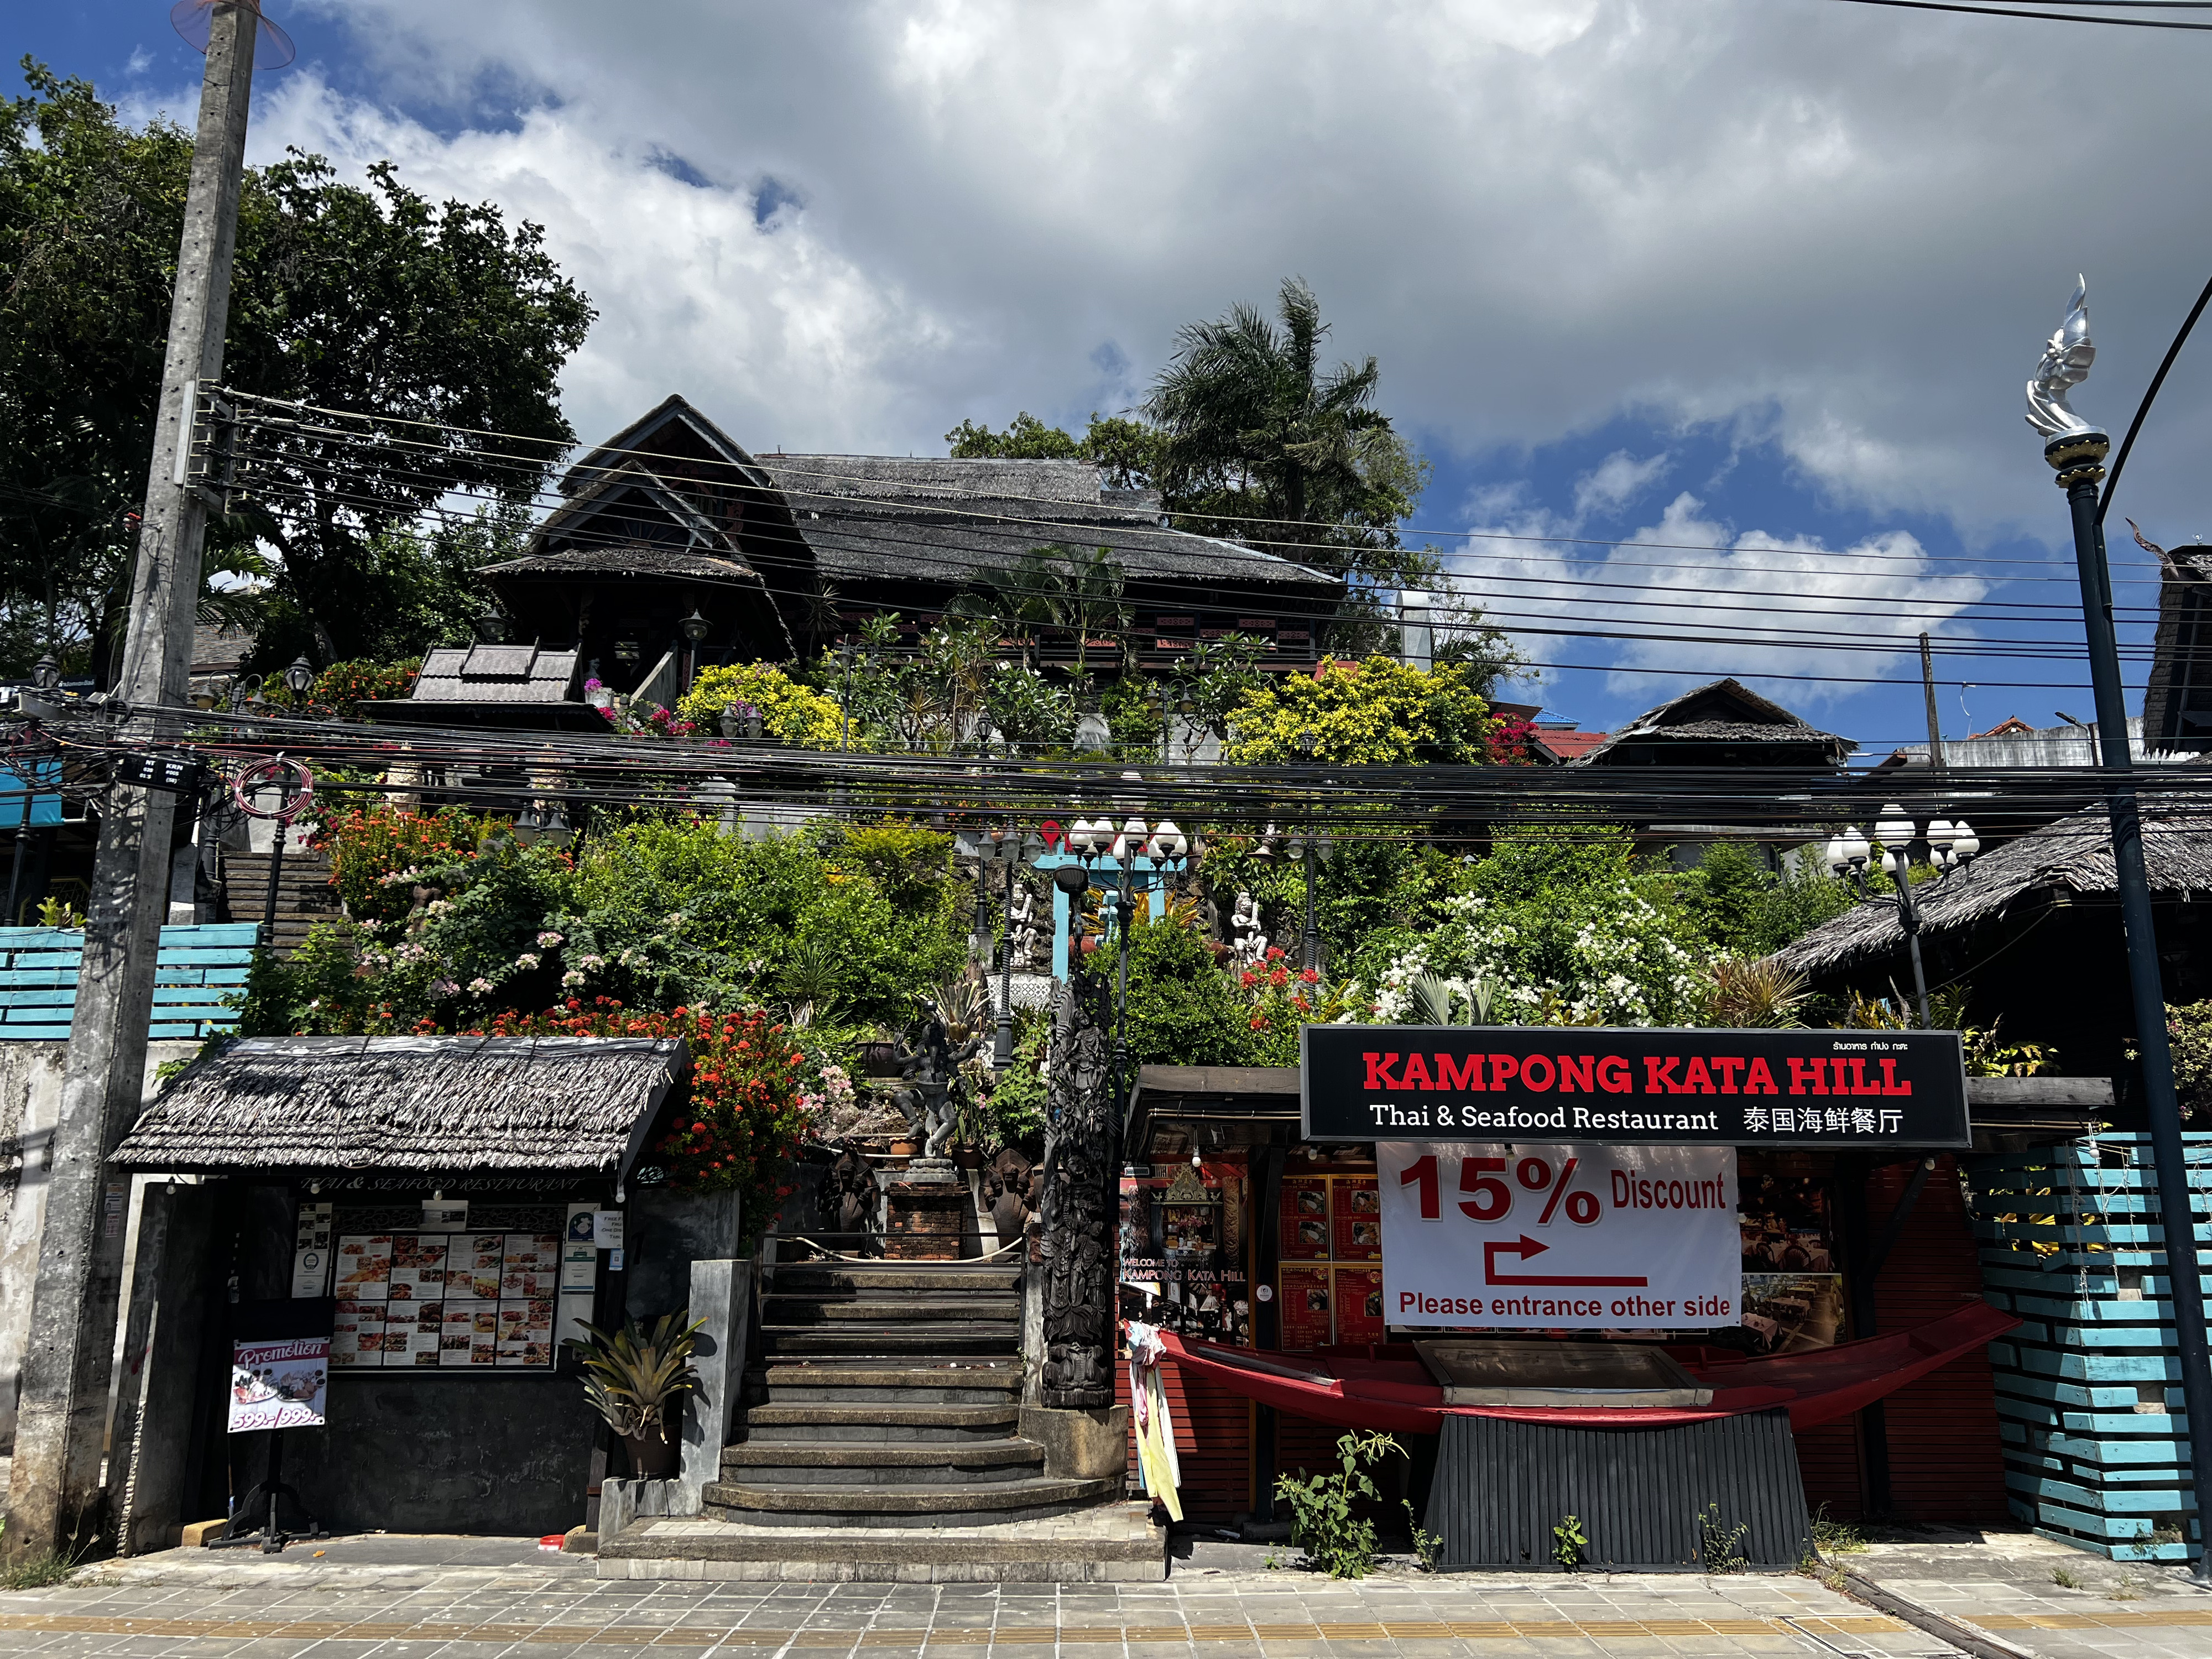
top-left (1483, 1235), bottom-right (1650, 1287)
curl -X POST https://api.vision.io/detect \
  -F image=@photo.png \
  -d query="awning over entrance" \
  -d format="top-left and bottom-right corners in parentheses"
top-left (112, 1035), bottom-right (688, 1179)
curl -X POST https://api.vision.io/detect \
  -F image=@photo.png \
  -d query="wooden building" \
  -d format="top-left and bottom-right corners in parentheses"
top-left (458, 395), bottom-right (1346, 706)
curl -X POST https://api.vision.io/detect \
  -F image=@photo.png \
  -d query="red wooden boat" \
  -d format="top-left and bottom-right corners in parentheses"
top-left (1158, 1301), bottom-right (2019, 1433)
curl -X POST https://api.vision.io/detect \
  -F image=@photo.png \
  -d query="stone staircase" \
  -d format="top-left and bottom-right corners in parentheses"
top-left (217, 847), bottom-right (340, 956)
top-left (597, 1255), bottom-right (1164, 1581)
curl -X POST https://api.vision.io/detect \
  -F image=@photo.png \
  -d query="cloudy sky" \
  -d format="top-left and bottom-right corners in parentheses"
top-left (20, 0), bottom-right (2212, 750)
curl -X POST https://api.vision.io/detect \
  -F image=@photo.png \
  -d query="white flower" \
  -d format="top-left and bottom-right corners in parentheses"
top-left (561, 970), bottom-right (586, 987)
top-left (467, 977), bottom-right (495, 995)
top-left (577, 954), bottom-right (606, 970)
top-left (514, 952), bottom-right (541, 969)
top-left (537, 930), bottom-right (565, 948)
top-left (430, 979), bottom-right (460, 999)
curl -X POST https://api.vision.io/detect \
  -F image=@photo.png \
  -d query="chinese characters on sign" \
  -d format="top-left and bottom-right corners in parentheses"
top-left (1302, 1026), bottom-right (1969, 1146)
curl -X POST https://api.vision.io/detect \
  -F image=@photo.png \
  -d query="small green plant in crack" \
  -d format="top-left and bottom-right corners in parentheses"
top-left (1553, 1514), bottom-right (1589, 1572)
top-left (2051, 1564), bottom-right (2082, 1589)
top-left (1697, 1503), bottom-right (1749, 1574)
top-left (1403, 1501), bottom-right (1443, 1572)
top-left (1808, 1504), bottom-right (1866, 1556)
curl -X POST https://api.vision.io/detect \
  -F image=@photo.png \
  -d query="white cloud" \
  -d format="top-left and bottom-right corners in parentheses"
top-left (1572, 450), bottom-right (1671, 520)
top-left (1446, 491), bottom-right (1989, 712)
top-left (216, 0), bottom-right (2212, 546)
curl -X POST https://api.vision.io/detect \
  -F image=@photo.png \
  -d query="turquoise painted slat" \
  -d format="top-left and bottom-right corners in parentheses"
top-left (0, 989), bottom-right (81, 1009)
top-left (153, 948), bottom-right (260, 967)
top-left (0, 922), bottom-right (254, 1039)
top-left (0, 970), bottom-right (80, 988)
top-left (2004, 1471), bottom-right (2193, 1513)
top-left (3, 1025), bottom-right (71, 1039)
top-left (2046, 1433), bottom-right (2193, 1464)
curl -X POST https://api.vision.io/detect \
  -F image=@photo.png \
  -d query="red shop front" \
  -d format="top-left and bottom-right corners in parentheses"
top-left (1115, 1050), bottom-right (2091, 1531)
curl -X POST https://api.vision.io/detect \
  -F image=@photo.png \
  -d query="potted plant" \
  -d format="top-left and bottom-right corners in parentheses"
top-left (564, 1311), bottom-right (707, 1479)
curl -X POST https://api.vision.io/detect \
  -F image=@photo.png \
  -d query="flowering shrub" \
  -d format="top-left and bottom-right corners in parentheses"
top-left (318, 806), bottom-right (499, 926)
top-left (312, 658), bottom-right (421, 708)
top-left (1237, 946), bottom-right (1338, 1065)
top-left (474, 999), bottom-right (810, 1233)
top-left (1223, 656), bottom-right (1499, 765)
top-left (679, 663), bottom-right (846, 748)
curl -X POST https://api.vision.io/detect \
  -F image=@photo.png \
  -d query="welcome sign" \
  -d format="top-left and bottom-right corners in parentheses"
top-left (1302, 1025), bottom-right (1970, 1147)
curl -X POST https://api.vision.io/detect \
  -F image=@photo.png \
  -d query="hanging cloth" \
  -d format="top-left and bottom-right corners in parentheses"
top-left (1124, 1319), bottom-right (1183, 1521)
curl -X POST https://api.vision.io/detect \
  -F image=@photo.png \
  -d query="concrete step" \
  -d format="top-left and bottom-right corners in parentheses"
top-left (767, 1264), bottom-right (1022, 1295)
top-left (754, 1362), bottom-right (1022, 1408)
top-left (594, 1507), bottom-right (1166, 1583)
top-left (760, 1295), bottom-right (1020, 1322)
top-left (702, 1474), bottom-right (1119, 1528)
top-left (741, 1403), bottom-right (1019, 1443)
top-left (760, 1326), bottom-right (1016, 1358)
top-left (720, 1438), bottom-right (1044, 1486)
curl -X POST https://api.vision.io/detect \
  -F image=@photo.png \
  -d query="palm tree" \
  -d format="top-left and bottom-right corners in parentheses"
top-left (1142, 277), bottom-right (1395, 557)
top-left (946, 544), bottom-right (1131, 682)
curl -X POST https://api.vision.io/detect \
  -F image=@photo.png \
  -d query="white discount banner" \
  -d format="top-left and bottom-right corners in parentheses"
top-left (1378, 1141), bottom-right (1739, 1331)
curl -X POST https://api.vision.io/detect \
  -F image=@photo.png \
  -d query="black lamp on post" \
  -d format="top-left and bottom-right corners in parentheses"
top-left (282, 655), bottom-right (315, 701)
top-left (680, 607), bottom-right (711, 692)
top-left (30, 656), bottom-right (60, 693)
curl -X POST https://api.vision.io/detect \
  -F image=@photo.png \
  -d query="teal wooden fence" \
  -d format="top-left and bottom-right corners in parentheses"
top-left (1970, 1136), bottom-right (2211, 1563)
top-left (0, 923), bottom-right (259, 1040)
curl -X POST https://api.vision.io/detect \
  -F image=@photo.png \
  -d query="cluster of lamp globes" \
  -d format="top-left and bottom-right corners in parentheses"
top-left (1059, 816), bottom-right (1190, 863)
top-left (1825, 805), bottom-right (1982, 880)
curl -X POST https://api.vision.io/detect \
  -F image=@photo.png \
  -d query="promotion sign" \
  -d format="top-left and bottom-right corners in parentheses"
top-left (1304, 1025), bottom-right (1970, 1147)
top-left (1378, 1141), bottom-right (1739, 1331)
top-left (228, 1336), bottom-right (328, 1432)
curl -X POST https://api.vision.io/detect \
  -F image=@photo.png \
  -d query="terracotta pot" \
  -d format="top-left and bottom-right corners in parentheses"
top-left (889, 1139), bottom-right (917, 1157)
top-left (622, 1423), bottom-right (679, 1478)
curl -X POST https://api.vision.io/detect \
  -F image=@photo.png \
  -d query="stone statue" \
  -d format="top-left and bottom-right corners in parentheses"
top-left (816, 1147), bottom-right (879, 1249)
top-left (2027, 275), bottom-right (2098, 439)
top-left (1037, 973), bottom-right (1116, 1409)
top-left (982, 1145), bottom-right (1036, 1242)
top-left (891, 998), bottom-right (984, 1162)
top-left (1009, 881), bottom-right (1041, 969)
top-left (1229, 890), bottom-right (1267, 969)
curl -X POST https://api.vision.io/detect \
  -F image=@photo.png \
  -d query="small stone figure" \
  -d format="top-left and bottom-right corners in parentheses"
top-left (891, 997), bottom-right (985, 1162)
top-left (982, 1145), bottom-right (1036, 1241)
top-left (1229, 891), bottom-right (1267, 969)
top-left (816, 1147), bottom-right (879, 1249)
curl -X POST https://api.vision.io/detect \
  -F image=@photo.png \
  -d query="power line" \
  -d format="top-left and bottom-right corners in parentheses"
top-left (1820, 0), bottom-right (2212, 27)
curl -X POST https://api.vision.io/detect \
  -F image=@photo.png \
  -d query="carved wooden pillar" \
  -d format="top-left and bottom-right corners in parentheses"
top-left (1039, 974), bottom-right (1115, 1410)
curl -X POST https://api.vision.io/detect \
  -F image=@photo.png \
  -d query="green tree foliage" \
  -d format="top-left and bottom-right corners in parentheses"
top-left (246, 812), bottom-right (967, 1038)
top-left (0, 63), bottom-right (592, 677)
top-left (1085, 909), bottom-right (1254, 1066)
top-left (1223, 656), bottom-right (1496, 765)
top-left (1683, 841), bottom-right (1855, 958)
top-left (945, 411), bottom-right (1160, 489)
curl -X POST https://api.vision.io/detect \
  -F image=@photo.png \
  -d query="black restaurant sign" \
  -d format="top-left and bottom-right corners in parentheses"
top-left (1300, 1024), bottom-right (1970, 1148)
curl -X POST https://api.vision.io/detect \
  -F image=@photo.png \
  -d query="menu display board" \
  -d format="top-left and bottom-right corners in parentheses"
top-left (1279, 1266), bottom-right (1333, 1350)
top-left (331, 1231), bottom-right (560, 1369)
top-left (1280, 1178), bottom-right (1331, 1259)
top-left (1332, 1177), bottom-right (1380, 1259)
top-left (1332, 1266), bottom-right (1385, 1346)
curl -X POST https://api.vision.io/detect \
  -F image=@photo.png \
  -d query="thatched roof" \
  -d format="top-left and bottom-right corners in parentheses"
top-left (1773, 808), bottom-right (2212, 978)
top-left (1578, 678), bottom-right (1852, 765)
top-left (112, 1036), bottom-right (688, 1176)
top-left (479, 545), bottom-right (762, 585)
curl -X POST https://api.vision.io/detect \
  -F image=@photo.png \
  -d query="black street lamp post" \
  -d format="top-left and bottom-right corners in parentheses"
top-left (1824, 807), bottom-right (1979, 1029)
top-left (2029, 278), bottom-right (2212, 1577)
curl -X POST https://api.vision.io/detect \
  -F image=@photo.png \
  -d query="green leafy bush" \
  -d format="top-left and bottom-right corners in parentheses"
top-left (1274, 1430), bottom-right (1402, 1579)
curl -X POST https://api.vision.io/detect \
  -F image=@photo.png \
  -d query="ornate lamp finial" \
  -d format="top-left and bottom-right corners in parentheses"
top-left (2027, 275), bottom-right (2098, 440)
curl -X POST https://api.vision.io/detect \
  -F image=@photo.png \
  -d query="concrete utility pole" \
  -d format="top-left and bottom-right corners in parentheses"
top-left (3, 3), bottom-right (260, 1562)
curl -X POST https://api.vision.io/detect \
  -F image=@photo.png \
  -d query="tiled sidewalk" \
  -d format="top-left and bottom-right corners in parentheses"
top-left (1837, 1525), bottom-right (2212, 1659)
top-left (0, 1536), bottom-right (1956, 1658)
